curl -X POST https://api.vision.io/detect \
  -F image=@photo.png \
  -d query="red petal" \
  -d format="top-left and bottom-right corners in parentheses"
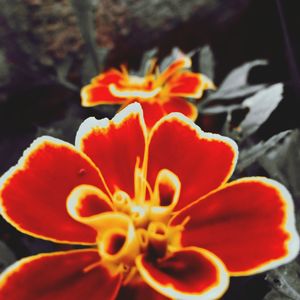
top-left (147, 114), bottom-right (238, 210)
top-left (167, 72), bottom-right (214, 98)
top-left (136, 247), bottom-right (229, 300)
top-left (117, 282), bottom-right (169, 300)
top-left (66, 184), bottom-right (113, 218)
top-left (92, 69), bottom-right (123, 85)
top-left (162, 97), bottom-right (197, 121)
top-left (139, 101), bottom-right (166, 128)
top-left (81, 69), bottom-right (125, 106)
top-left (0, 249), bottom-right (121, 300)
top-left (171, 178), bottom-right (300, 275)
top-left (76, 103), bottom-right (147, 198)
top-left (0, 137), bottom-right (106, 244)
top-left (81, 84), bottom-right (124, 107)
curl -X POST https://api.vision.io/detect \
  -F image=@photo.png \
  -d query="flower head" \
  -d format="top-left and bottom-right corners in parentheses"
top-left (0, 103), bottom-right (299, 300)
top-left (81, 54), bottom-right (215, 127)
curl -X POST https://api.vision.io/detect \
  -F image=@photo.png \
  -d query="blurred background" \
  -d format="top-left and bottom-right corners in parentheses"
top-left (0, 0), bottom-right (299, 299)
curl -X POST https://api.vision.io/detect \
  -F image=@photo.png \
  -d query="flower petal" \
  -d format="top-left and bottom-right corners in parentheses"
top-left (81, 85), bottom-right (124, 107)
top-left (117, 282), bottom-right (169, 300)
top-left (66, 184), bottom-right (113, 219)
top-left (76, 103), bottom-right (147, 198)
top-left (121, 98), bottom-right (167, 128)
top-left (81, 69), bottom-right (125, 107)
top-left (147, 114), bottom-right (238, 210)
top-left (0, 249), bottom-right (121, 300)
top-left (136, 247), bottom-right (229, 300)
top-left (92, 69), bottom-right (123, 85)
top-left (171, 178), bottom-right (300, 275)
top-left (162, 97), bottom-right (198, 121)
top-left (167, 72), bottom-right (215, 98)
top-left (158, 56), bottom-right (191, 84)
top-left (0, 137), bottom-right (105, 244)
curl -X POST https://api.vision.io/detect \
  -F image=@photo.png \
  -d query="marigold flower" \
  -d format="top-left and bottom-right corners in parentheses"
top-left (0, 103), bottom-right (299, 300)
top-left (81, 55), bottom-right (215, 128)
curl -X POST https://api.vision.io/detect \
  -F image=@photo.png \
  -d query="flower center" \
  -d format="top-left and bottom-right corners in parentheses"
top-left (66, 168), bottom-right (184, 284)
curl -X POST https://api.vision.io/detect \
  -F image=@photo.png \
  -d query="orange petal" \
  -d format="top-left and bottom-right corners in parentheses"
top-left (162, 97), bottom-right (198, 121)
top-left (0, 249), bottom-right (121, 300)
top-left (147, 114), bottom-right (238, 210)
top-left (167, 72), bottom-right (215, 98)
top-left (117, 282), bottom-right (169, 300)
top-left (0, 137), bottom-right (106, 244)
top-left (171, 178), bottom-right (300, 275)
top-left (136, 247), bottom-right (229, 300)
top-left (158, 56), bottom-right (191, 84)
top-left (76, 103), bottom-right (147, 198)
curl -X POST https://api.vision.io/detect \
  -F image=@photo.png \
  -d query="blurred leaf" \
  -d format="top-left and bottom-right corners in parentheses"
top-left (55, 57), bottom-right (78, 91)
top-left (201, 103), bottom-right (242, 114)
top-left (237, 130), bottom-right (292, 172)
top-left (258, 129), bottom-right (300, 199)
top-left (71, 0), bottom-right (107, 82)
top-left (239, 83), bottom-right (283, 138)
top-left (0, 241), bottom-right (16, 272)
top-left (265, 262), bottom-right (300, 300)
top-left (207, 60), bottom-right (267, 101)
top-left (201, 60), bottom-right (268, 114)
top-left (264, 290), bottom-right (292, 300)
top-left (138, 48), bottom-right (158, 76)
top-left (199, 45), bottom-right (215, 81)
top-left (160, 47), bottom-right (184, 72)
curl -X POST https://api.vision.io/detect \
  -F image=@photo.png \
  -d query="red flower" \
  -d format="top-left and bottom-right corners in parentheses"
top-left (81, 55), bottom-right (215, 128)
top-left (0, 103), bottom-right (299, 300)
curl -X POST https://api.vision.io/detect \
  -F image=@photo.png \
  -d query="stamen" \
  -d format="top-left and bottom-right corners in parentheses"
top-left (130, 205), bottom-right (149, 227)
top-left (145, 58), bottom-right (158, 75)
top-left (148, 222), bottom-right (168, 258)
top-left (83, 261), bottom-right (103, 273)
top-left (113, 191), bottom-right (131, 213)
top-left (136, 228), bottom-right (149, 251)
top-left (120, 64), bottom-right (128, 78)
top-left (122, 266), bottom-right (138, 286)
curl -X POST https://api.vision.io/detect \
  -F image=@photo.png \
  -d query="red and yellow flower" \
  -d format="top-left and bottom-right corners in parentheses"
top-left (81, 55), bottom-right (214, 128)
top-left (0, 103), bottom-right (299, 300)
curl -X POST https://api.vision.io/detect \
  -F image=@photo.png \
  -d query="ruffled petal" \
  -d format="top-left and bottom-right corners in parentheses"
top-left (158, 56), bottom-right (191, 84)
top-left (136, 247), bottom-right (229, 300)
top-left (92, 69), bottom-right (123, 85)
top-left (162, 97), bottom-right (198, 121)
top-left (147, 114), bottom-right (238, 210)
top-left (81, 69), bottom-right (125, 106)
top-left (0, 137), bottom-right (105, 244)
top-left (66, 184), bottom-right (113, 219)
top-left (117, 281), bottom-right (169, 300)
top-left (76, 103), bottom-right (147, 198)
top-left (81, 84), bottom-right (124, 107)
top-left (167, 72), bottom-right (215, 98)
top-left (0, 249), bottom-right (121, 300)
top-left (171, 178), bottom-right (300, 275)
